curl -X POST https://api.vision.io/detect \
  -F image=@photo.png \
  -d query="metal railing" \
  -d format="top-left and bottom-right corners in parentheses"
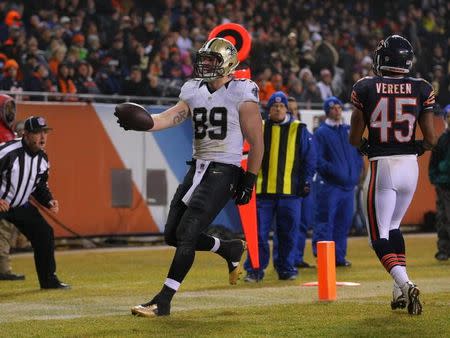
top-left (0, 90), bottom-right (180, 106)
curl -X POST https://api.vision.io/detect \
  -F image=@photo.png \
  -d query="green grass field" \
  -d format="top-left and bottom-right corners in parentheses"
top-left (1, 234), bottom-right (449, 337)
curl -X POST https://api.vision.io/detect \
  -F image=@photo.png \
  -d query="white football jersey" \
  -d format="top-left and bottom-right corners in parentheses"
top-left (179, 78), bottom-right (259, 166)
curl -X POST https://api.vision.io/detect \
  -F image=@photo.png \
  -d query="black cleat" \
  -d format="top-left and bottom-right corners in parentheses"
top-left (225, 239), bottom-right (247, 285)
top-left (406, 283), bottom-right (422, 315)
top-left (40, 275), bottom-right (70, 289)
top-left (435, 252), bottom-right (448, 261)
top-left (391, 295), bottom-right (407, 310)
top-left (296, 261), bottom-right (314, 269)
top-left (391, 283), bottom-right (407, 310)
top-left (244, 272), bottom-right (262, 283)
top-left (336, 260), bottom-right (352, 267)
top-left (0, 272), bottom-right (25, 281)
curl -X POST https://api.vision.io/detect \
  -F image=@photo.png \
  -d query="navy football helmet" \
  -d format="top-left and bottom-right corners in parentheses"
top-left (374, 35), bottom-right (414, 75)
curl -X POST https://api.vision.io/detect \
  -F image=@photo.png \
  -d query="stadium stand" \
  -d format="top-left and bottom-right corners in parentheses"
top-left (0, 0), bottom-right (448, 111)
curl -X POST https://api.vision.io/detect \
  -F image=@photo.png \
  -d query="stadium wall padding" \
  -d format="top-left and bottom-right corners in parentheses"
top-left (16, 102), bottom-right (444, 237)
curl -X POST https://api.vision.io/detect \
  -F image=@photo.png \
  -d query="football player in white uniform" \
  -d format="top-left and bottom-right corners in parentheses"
top-left (119, 37), bottom-right (264, 317)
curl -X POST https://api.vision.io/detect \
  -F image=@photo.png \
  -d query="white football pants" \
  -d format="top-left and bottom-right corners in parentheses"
top-left (363, 155), bottom-right (418, 241)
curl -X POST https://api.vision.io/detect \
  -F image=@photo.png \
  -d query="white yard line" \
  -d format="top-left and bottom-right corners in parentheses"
top-left (1, 277), bottom-right (449, 323)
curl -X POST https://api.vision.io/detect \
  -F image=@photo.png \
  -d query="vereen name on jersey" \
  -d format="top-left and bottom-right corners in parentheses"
top-left (376, 83), bottom-right (412, 95)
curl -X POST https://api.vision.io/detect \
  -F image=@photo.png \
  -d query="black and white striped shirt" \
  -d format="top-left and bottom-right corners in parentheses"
top-left (0, 139), bottom-right (53, 208)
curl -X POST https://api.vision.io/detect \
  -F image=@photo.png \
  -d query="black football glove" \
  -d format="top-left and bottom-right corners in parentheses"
top-left (115, 118), bottom-right (130, 131)
top-left (113, 109), bottom-right (132, 131)
top-left (234, 171), bottom-right (257, 205)
top-left (358, 137), bottom-right (369, 156)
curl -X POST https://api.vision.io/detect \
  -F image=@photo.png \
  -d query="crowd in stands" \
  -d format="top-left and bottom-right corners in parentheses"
top-left (0, 0), bottom-right (448, 110)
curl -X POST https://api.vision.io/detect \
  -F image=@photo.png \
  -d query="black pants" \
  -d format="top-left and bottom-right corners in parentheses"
top-left (1, 204), bottom-right (56, 286)
top-left (165, 161), bottom-right (241, 247)
top-left (163, 161), bottom-right (241, 284)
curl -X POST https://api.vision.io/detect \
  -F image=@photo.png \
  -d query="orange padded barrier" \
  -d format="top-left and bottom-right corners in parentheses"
top-left (16, 102), bottom-right (157, 237)
top-left (238, 156), bottom-right (259, 269)
top-left (317, 241), bottom-right (336, 301)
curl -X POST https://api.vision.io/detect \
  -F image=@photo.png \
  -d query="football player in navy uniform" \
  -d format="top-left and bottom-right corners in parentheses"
top-left (349, 35), bottom-right (437, 315)
top-left (117, 38), bottom-right (264, 317)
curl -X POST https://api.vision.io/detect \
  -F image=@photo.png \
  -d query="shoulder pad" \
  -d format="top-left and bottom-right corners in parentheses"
top-left (353, 76), bottom-right (373, 86)
top-left (180, 79), bottom-right (203, 100)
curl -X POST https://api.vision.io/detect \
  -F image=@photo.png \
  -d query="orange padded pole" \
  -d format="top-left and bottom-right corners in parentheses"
top-left (238, 154), bottom-right (259, 269)
top-left (317, 241), bottom-right (336, 301)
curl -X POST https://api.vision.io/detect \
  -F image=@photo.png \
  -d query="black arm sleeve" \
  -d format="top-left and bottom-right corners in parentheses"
top-left (420, 79), bottom-right (435, 113)
top-left (31, 169), bottom-right (54, 207)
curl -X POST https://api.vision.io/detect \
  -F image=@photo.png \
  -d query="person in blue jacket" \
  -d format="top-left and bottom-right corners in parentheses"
top-left (244, 91), bottom-right (316, 281)
top-left (312, 96), bottom-right (363, 266)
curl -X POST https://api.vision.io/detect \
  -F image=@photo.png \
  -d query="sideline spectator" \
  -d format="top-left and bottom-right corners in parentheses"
top-left (313, 96), bottom-right (363, 266)
top-left (48, 46), bottom-right (67, 77)
top-left (316, 68), bottom-right (333, 101)
top-left (257, 67), bottom-right (275, 107)
top-left (121, 65), bottom-right (151, 97)
top-left (71, 33), bottom-right (88, 61)
top-left (24, 64), bottom-right (57, 99)
top-left (288, 96), bottom-right (300, 121)
top-left (300, 79), bottom-right (322, 109)
top-left (244, 91), bottom-right (316, 282)
top-left (0, 59), bottom-right (22, 92)
top-left (0, 94), bottom-right (24, 281)
top-left (0, 1), bottom-right (446, 101)
top-left (290, 97), bottom-right (316, 268)
top-left (74, 60), bottom-right (100, 95)
top-left (56, 63), bottom-right (77, 101)
top-left (429, 106), bottom-right (450, 261)
top-left (96, 58), bottom-right (121, 95)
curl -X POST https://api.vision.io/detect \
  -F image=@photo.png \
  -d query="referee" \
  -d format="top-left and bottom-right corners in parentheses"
top-left (0, 115), bottom-right (69, 289)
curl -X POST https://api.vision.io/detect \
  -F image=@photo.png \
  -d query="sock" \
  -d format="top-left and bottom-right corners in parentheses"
top-left (389, 265), bottom-right (409, 288)
top-left (210, 237), bottom-right (220, 252)
top-left (389, 229), bottom-right (406, 266)
top-left (195, 233), bottom-right (217, 251)
top-left (372, 238), bottom-right (400, 272)
top-left (216, 239), bottom-right (245, 274)
top-left (158, 280), bottom-right (178, 303)
top-left (166, 246), bottom-right (195, 285)
top-left (164, 278), bottom-right (180, 291)
top-left (216, 239), bottom-right (233, 258)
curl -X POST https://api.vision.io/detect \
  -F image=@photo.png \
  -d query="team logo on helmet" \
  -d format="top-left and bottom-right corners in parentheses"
top-left (37, 117), bottom-right (46, 126)
top-left (193, 38), bottom-right (239, 81)
top-left (374, 35), bottom-right (414, 75)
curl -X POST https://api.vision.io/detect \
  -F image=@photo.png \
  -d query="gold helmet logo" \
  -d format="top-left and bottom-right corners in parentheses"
top-left (194, 38), bottom-right (239, 81)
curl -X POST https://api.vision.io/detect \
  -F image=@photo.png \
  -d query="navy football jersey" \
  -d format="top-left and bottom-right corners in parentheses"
top-left (351, 76), bottom-right (435, 158)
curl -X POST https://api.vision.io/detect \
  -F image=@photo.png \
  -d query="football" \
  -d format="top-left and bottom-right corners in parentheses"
top-left (114, 102), bottom-right (154, 131)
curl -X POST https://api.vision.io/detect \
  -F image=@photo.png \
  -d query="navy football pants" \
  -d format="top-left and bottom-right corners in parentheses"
top-left (312, 183), bottom-right (354, 264)
top-left (244, 196), bottom-right (300, 279)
